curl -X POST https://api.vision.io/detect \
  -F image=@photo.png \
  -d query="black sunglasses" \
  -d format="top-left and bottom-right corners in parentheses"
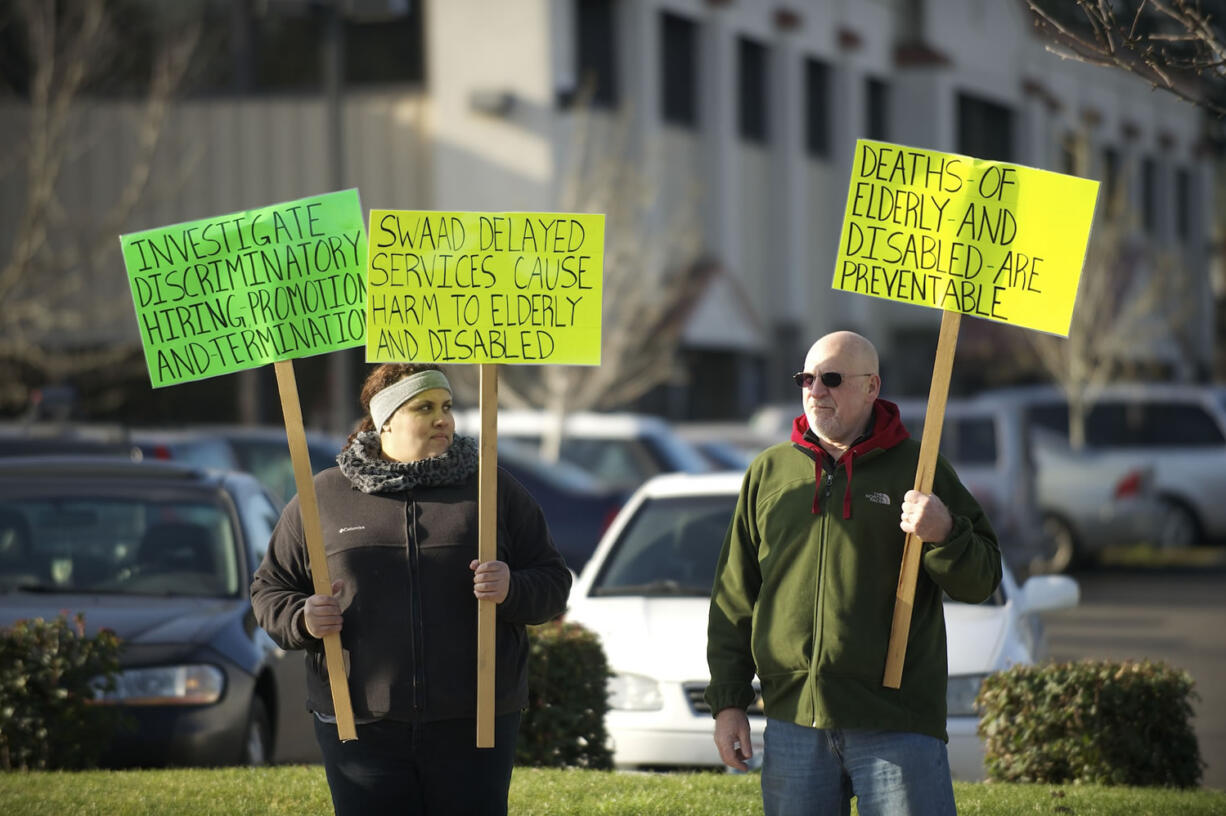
top-left (792, 371), bottom-right (872, 389)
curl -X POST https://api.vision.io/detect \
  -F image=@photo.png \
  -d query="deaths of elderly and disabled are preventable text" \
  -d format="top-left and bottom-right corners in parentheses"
top-left (836, 143), bottom-right (1051, 323)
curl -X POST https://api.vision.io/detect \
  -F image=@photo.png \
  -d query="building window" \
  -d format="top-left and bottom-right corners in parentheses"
top-left (1142, 156), bottom-right (1156, 234)
top-left (738, 37), bottom-right (768, 144)
top-left (805, 57), bottom-right (830, 158)
top-left (1175, 166), bottom-right (1191, 239)
top-left (660, 12), bottom-right (698, 127)
top-left (345, 16), bottom-right (426, 86)
top-left (1101, 146), bottom-right (1120, 215)
top-left (1059, 132), bottom-right (1077, 175)
top-left (866, 77), bottom-right (889, 141)
top-left (572, 0), bottom-right (618, 108)
top-left (957, 93), bottom-right (1013, 162)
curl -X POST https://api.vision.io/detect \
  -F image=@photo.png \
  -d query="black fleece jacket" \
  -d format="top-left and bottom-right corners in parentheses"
top-left (250, 465), bottom-right (571, 722)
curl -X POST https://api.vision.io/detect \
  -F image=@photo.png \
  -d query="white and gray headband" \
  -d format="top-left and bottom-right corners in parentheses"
top-left (369, 370), bottom-right (451, 431)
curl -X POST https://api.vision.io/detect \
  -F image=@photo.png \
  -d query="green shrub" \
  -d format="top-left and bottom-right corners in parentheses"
top-left (517, 619), bottom-right (613, 769)
top-left (977, 659), bottom-right (1203, 787)
top-left (0, 613), bottom-right (124, 771)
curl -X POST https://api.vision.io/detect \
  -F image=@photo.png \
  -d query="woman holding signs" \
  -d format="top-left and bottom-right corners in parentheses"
top-left (251, 363), bottom-right (571, 816)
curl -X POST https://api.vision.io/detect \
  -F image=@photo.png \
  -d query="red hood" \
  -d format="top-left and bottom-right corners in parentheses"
top-left (789, 399), bottom-right (910, 518)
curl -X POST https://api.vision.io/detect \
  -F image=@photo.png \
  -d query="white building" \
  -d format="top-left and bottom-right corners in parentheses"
top-left (0, 0), bottom-right (1212, 424)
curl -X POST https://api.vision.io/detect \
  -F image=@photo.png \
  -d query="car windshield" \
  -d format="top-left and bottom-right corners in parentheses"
top-left (591, 494), bottom-right (736, 597)
top-left (0, 496), bottom-right (239, 597)
top-left (589, 490), bottom-right (1006, 606)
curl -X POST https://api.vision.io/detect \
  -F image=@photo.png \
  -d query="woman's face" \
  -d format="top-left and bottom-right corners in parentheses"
top-left (379, 387), bottom-right (454, 463)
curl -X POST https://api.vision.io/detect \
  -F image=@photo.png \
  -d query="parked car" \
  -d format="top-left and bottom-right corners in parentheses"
top-left (453, 410), bottom-right (712, 491)
top-left (130, 425), bottom-right (346, 506)
top-left (0, 457), bottom-right (318, 767)
top-left (0, 422), bottom-right (140, 459)
top-left (978, 383), bottom-right (1226, 550)
top-left (495, 438), bottom-right (627, 572)
top-left (1028, 428), bottom-right (1160, 572)
top-left (748, 397), bottom-right (1049, 573)
top-left (892, 396), bottom-right (1163, 574)
top-left (673, 421), bottom-right (773, 472)
top-left (565, 472), bottom-right (1080, 779)
top-left (750, 396), bottom-right (1163, 574)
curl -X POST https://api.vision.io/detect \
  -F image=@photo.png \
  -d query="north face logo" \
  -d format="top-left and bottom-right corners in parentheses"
top-left (865, 492), bottom-right (891, 505)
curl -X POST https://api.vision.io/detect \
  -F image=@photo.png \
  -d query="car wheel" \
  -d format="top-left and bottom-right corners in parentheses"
top-left (1033, 515), bottom-right (1077, 574)
top-left (242, 697), bottom-right (272, 766)
top-left (1156, 500), bottom-right (1200, 550)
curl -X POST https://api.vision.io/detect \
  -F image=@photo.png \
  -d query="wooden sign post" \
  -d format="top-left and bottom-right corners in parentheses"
top-left (275, 361), bottom-right (358, 738)
top-left (475, 364), bottom-right (499, 747)
top-left (365, 210), bottom-right (606, 746)
top-left (882, 310), bottom-right (958, 688)
top-left (830, 140), bottom-right (1099, 689)
top-left (120, 189), bottom-right (368, 740)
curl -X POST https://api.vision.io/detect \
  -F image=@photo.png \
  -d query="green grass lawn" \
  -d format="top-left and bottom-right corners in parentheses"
top-left (1, 766), bottom-right (1223, 815)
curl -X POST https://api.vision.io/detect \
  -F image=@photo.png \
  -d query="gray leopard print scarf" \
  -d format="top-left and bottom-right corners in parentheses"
top-left (337, 430), bottom-right (479, 494)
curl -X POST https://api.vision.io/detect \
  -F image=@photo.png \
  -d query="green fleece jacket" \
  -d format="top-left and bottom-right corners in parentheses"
top-left (705, 399), bottom-right (1001, 741)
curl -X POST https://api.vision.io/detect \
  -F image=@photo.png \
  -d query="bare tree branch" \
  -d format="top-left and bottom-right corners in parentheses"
top-left (1027, 0), bottom-right (1226, 114)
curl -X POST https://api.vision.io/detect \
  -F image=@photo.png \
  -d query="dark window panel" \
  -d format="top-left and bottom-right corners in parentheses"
top-left (1142, 156), bottom-right (1157, 233)
top-left (957, 92), bottom-right (1013, 162)
top-left (866, 77), bottom-right (889, 142)
top-left (1175, 166), bottom-right (1191, 239)
top-left (738, 36), bottom-right (768, 143)
top-left (660, 11), bottom-right (698, 128)
top-left (805, 57), bottom-right (830, 158)
top-left (571, 0), bottom-right (618, 108)
top-left (1101, 146), bottom-right (1121, 215)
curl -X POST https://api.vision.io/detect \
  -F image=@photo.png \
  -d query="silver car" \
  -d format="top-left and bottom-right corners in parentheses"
top-left (978, 384), bottom-right (1226, 553)
top-left (895, 395), bottom-right (1165, 574)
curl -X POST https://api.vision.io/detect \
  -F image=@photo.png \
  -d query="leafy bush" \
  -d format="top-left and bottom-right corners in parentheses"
top-left (977, 659), bottom-right (1203, 787)
top-left (517, 619), bottom-right (613, 769)
top-left (0, 613), bottom-right (124, 770)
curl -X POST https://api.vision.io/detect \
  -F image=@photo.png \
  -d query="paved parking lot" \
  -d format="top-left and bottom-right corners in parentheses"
top-left (1042, 567), bottom-right (1226, 790)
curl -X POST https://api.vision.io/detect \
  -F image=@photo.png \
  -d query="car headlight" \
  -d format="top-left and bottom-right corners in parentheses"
top-left (946, 673), bottom-right (988, 717)
top-left (92, 664), bottom-right (225, 706)
top-left (607, 672), bottom-right (663, 711)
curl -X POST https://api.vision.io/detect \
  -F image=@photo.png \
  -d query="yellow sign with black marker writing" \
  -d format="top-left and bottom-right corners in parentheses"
top-left (833, 140), bottom-right (1098, 337)
top-left (365, 211), bottom-right (604, 364)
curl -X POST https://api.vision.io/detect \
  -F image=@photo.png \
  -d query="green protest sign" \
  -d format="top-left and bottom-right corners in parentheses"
top-left (120, 189), bottom-right (367, 387)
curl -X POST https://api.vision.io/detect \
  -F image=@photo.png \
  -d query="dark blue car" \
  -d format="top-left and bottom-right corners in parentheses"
top-left (0, 457), bottom-right (317, 767)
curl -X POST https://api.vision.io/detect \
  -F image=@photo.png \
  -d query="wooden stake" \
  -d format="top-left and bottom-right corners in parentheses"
top-left (273, 360), bottom-right (357, 741)
top-left (882, 310), bottom-right (961, 689)
top-left (476, 364), bottom-right (498, 747)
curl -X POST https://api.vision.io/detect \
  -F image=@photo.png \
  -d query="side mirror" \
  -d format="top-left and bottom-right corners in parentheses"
top-left (1018, 574), bottom-right (1080, 614)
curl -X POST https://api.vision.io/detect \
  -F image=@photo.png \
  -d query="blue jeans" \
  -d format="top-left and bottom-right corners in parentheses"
top-left (761, 719), bottom-right (957, 816)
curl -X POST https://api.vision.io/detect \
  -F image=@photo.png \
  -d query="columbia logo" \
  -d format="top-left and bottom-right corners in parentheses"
top-left (865, 492), bottom-right (891, 506)
top-left (338, 525), bottom-right (366, 534)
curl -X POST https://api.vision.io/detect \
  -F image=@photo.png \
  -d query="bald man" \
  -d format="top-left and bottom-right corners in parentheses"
top-left (706, 331), bottom-right (1001, 816)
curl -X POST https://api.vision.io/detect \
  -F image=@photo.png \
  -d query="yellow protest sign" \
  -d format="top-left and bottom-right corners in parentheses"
top-left (365, 211), bottom-right (604, 364)
top-left (833, 140), bottom-right (1099, 337)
